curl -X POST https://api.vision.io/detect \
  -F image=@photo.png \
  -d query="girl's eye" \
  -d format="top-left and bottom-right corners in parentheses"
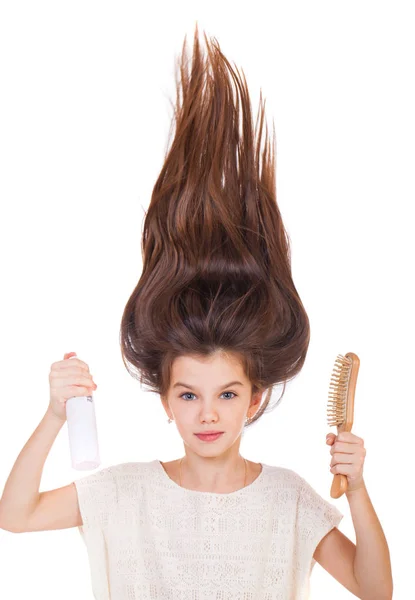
top-left (180, 392), bottom-right (237, 401)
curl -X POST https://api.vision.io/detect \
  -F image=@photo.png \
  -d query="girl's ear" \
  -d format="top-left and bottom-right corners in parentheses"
top-left (250, 388), bottom-right (265, 408)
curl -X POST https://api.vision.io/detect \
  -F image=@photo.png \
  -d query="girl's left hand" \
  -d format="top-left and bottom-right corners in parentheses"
top-left (326, 431), bottom-right (366, 493)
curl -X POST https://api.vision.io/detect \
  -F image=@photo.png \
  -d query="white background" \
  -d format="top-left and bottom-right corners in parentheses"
top-left (0, 1), bottom-right (412, 598)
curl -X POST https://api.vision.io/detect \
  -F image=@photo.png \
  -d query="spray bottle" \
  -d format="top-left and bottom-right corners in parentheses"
top-left (65, 353), bottom-right (101, 470)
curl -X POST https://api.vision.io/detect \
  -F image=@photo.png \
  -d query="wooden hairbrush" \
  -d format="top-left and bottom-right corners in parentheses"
top-left (327, 352), bottom-right (360, 499)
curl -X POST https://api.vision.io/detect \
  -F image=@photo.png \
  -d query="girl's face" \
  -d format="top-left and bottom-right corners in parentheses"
top-left (161, 351), bottom-right (262, 451)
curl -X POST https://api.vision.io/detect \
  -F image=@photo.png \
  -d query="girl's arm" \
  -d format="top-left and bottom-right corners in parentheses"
top-left (347, 481), bottom-right (393, 600)
top-left (0, 407), bottom-right (65, 532)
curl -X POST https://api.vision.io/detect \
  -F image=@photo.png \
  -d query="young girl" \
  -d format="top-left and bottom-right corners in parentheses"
top-left (0, 24), bottom-right (392, 600)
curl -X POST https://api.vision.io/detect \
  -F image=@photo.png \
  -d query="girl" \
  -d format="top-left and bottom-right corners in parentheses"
top-left (0, 24), bottom-right (392, 600)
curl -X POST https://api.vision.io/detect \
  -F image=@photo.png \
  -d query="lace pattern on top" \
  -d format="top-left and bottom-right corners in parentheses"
top-left (74, 460), bottom-right (343, 600)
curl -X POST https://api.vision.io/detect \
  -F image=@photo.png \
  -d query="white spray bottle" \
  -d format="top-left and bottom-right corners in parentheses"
top-left (65, 353), bottom-right (101, 470)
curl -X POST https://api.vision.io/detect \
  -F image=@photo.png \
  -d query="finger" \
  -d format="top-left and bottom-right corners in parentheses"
top-left (330, 463), bottom-right (361, 475)
top-left (330, 453), bottom-right (355, 466)
top-left (56, 373), bottom-right (97, 389)
top-left (58, 356), bottom-right (90, 372)
top-left (330, 441), bottom-right (362, 454)
top-left (337, 431), bottom-right (363, 444)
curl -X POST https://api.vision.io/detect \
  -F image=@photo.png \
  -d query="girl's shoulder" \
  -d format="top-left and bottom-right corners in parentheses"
top-left (262, 462), bottom-right (305, 488)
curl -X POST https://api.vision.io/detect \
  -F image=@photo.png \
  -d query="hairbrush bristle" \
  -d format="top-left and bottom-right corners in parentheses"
top-left (327, 354), bottom-right (353, 427)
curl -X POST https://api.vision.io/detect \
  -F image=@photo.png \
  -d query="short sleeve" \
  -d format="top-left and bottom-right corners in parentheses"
top-left (297, 476), bottom-right (344, 559)
top-left (73, 466), bottom-right (119, 600)
top-left (74, 465), bottom-right (118, 530)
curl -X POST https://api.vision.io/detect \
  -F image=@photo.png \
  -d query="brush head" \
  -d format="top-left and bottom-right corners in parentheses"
top-left (327, 352), bottom-right (359, 430)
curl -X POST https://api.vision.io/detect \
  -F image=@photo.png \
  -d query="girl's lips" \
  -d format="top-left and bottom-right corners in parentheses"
top-left (195, 432), bottom-right (224, 441)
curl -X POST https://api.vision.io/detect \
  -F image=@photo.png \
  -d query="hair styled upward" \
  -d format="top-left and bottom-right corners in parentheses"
top-left (120, 23), bottom-right (310, 428)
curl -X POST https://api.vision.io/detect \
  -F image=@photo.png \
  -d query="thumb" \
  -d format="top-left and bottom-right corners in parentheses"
top-left (326, 433), bottom-right (336, 445)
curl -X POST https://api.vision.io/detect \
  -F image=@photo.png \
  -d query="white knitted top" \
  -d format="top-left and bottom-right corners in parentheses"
top-left (74, 460), bottom-right (343, 599)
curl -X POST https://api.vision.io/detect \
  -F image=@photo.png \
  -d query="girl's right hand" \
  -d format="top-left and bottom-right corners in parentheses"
top-left (48, 352), bottom-right (98, 421)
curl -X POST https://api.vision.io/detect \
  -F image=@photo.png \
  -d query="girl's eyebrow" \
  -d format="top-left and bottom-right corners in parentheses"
top-left (173, 380), bottom-right (244, 390)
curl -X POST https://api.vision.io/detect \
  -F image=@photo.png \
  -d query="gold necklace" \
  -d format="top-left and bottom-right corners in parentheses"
top-left (178, 456), bottom-right (248, 489)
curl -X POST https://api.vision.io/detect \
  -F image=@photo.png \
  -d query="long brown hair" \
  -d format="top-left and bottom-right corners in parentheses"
top-left (120, 23), bottom-right (310, 428)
